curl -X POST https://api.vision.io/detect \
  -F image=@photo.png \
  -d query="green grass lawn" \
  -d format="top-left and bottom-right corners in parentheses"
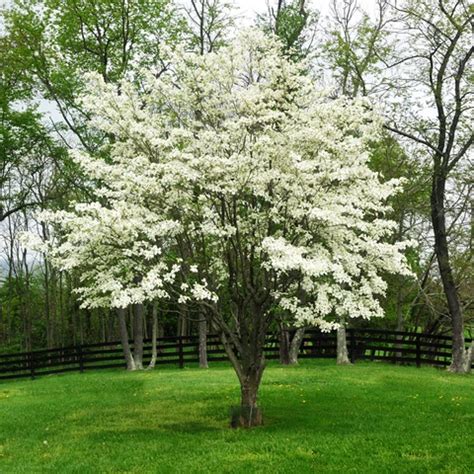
top-left (0, 360), bottom-right (472, 473)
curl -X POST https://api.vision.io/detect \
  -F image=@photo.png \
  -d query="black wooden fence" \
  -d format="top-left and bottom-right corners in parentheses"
top-left (0, 328), bottom-right (472, 381)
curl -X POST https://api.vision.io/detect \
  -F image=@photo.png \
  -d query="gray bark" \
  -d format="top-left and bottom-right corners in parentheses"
top-left (118, 307), bottom-right (136, 371)
top-left (395, 286), bottom-right (404, 360)
top-left (288, 328), bottom-right (306, 365)
top-left (198, 317), bottom-right (208, 368)
top-left (279, 324), bottom-right (291, 365)
top-left (178, 304), bottom-right (188, 337)
top-left (432, 175), bottom-right (466, 373)
top-left (462, 340), bottom-right (473, 374)
top-left (148, 303), bottom-right (158, 370)
top-left (133, 303), bottom-right (144, 370)
top-left (337, 325), bottom-right (351, 365)
top-left (234, 362), bottom-right (264, 428)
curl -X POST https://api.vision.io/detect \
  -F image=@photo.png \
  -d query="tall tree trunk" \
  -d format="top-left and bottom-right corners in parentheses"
top-left (50, 267), bottom-right (57, 347)
top-left (6, 224), bottom-right (14, 346)
top-left (118, 307), bottom-right (135, 370)
top-left (78, 306), bottom-right (84, 345)
top-left (178, 304), bottom-right (188, 337)
top-left (288, 328), bottom-right (306, 365)
top-left (148, 303), bottom-right (158, 370)
top-left (101, 308), bottom-right (106, 343)
top-left (336, 324), bottom-right (351, 365)
top-left (279, 323), bottom-right (290, 365)
top-left (22, 249), bottom-right (32, 352)
top-left (59, 272), bottom-right (65, 347)
top-left (133, 303), bottom-right (144, 370)
top-left (431, 173), bottom-right (466, 372)
top-left (395, 285), bottom-right (404, 360)
top-left (198, 316), bottom-right (208, 368)
top-left (66, 273), bottom-right (77, 346)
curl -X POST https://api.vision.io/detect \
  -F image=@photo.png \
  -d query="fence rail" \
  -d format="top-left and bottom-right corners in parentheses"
top-left (0, 328), bottom-right (472, 381)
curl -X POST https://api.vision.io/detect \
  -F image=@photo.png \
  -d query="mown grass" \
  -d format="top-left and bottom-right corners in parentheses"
top-left (0, 360), bottom-right (472, 473)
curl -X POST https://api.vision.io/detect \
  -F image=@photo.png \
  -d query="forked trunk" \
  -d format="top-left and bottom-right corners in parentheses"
top-left (221, 331), bottom-right (266, 428)
top-left (148, 303), bottom-right (158, 370)
top-left (198, 317), bottom-right (208, 368)
top-left (336, 325), bottom-right (351, 365)
top-left (133, 303), bottom-right (144, 370)
top-left (118, 307), bottom-right (136, 371)
top-left (288, 328), bottom-right (306, 365)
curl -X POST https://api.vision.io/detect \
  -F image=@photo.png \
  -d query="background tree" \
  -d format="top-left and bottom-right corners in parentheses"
top-left (384, 0), bottom-right (473, 372)
top-left (320, 0), bottom-right (439, 364)
top-left (259, 0), bottom-right (318, 60)
top-left (4, 0), bottom-right (184, 149)
top-left (184, 0), bottom-right (234, 54)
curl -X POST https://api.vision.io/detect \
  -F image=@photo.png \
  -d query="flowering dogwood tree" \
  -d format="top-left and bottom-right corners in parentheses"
top-left (30, 30), bottom-right (412, 426)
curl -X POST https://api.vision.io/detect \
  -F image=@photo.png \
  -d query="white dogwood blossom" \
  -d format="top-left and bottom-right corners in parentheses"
top-left (25, 201), bottom-right (181, 309)
top-left (28, 29), bottom-right (413, 326)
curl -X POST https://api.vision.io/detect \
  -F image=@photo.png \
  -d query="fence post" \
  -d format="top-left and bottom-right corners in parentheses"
top-left (178, 336), bottom-right (184, 369)
top-left (77, 345), bottom-right (84, 373)
top-left (29, 351), bottom-right (36, 380)
top-left (350, 328), bottom-right (356, 364)
top-left (415, 334), bottom-right (421, 368)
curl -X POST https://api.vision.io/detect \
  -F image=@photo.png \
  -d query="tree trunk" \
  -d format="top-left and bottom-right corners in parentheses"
top-left (21, 251), bottom-right (32, 352)
top-left (233, 366), bottom-right (264, 428)
top-left (337, 325), bottom-right (351, 365)
top-left (221, 327), bottom-right (266, 428)
top-left (279, 323), bottom-right (291, 365)
top-left (44, 257), bottom-right (52, 348)
top-left (288, 328), bottom-right (306, 365)
top-left (118, 307), bottom-right (135, 371)
top-left (178, 304), bottom-right (188, 337)
top-left (241, 372), bottom-right (260, 405)
top-left (133, 303), bottom-right (144, 370)
top-left (50, 267), bottom-right (58, 347)
top-left (462, 340), bottom-right (473, 374)
top-left (198, 316), bottom-right (208, 368)
top-left (148, 303), bottom-right (158, 370)
top-left (431, 173), bottom-right (466, 373)
top-left (395, 285), bottom-right (404, 360)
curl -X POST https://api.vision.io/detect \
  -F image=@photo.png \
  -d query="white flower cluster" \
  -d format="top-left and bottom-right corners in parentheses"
top-left (27, 29), bottom-right (413, 325)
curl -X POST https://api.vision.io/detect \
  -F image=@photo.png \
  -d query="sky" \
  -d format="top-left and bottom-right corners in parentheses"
top-left (0, 1), bottom-right (379, 33)
top-left (234, 0), bottom-right (378, 22)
